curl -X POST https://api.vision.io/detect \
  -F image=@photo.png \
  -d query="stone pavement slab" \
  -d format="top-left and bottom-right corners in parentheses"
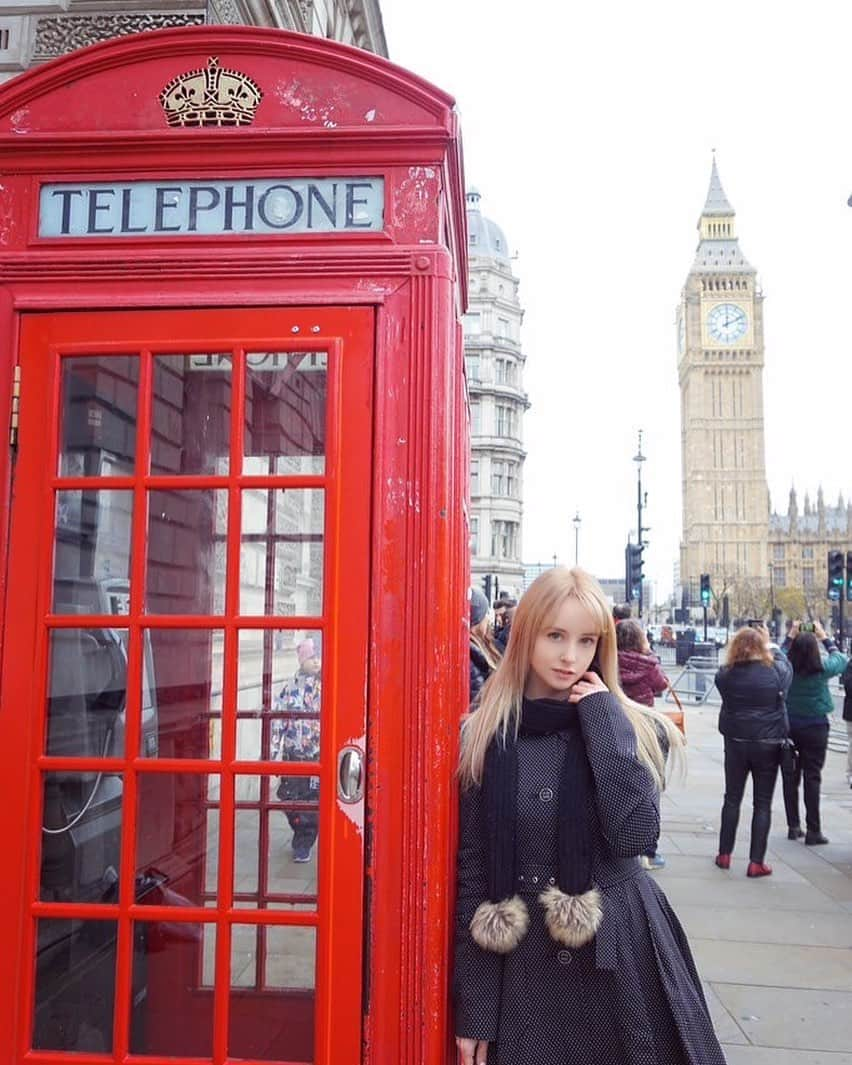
top-left (721, 1050), bottom-right (852, 1065)
top-left (710, 985), bottom-right (852, 1052)
top-left (692, 938), bottom-right (852, 991)
top-left (674, 903), bottom-right (852, 948)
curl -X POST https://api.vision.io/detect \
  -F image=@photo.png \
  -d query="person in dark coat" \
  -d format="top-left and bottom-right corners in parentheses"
top-left (841, 658), bottom-right (852, 788)
top-left (616, 618), bottom-right (671, 870)
top-left (454, 567), bottom-right (724, 1065)
top-left (616, 618), bottom-right (669, 707)
top-left (469, 587), bottom-right (502, 703)
top-left (713, 625), bottom-right (791, 877)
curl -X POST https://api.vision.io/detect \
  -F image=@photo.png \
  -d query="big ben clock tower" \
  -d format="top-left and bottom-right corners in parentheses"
top-left (678, 157), bottom-right (770, 605)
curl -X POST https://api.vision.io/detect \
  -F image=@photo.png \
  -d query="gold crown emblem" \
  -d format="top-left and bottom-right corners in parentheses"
top-left (160, 56), bottom-right (262, 128)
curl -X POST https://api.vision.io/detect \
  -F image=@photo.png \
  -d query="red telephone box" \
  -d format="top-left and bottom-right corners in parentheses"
top-left (0, 27), bottom-right (469, 1065)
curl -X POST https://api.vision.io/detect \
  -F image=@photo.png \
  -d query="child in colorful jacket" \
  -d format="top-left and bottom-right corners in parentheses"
top-left (272, 638), bottom-right (321, 862)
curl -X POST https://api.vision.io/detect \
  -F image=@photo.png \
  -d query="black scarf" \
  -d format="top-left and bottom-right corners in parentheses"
top-left (482, 696), bottom-right (595, 905)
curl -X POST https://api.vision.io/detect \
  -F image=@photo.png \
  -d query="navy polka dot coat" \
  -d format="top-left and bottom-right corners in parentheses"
top-left (453, 692), bottom-right (727, 1065)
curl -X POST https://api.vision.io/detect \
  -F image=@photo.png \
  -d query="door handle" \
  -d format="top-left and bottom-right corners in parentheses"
top-left (337, 746), bottom-right (364, 804)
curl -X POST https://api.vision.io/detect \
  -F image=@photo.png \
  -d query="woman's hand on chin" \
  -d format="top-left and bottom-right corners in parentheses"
top-left (567, 672), bottom-right (610, 702)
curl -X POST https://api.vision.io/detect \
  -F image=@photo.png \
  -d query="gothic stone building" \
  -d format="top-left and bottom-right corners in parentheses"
top-left (769, 487), bottom-right (852, 620)
top-left (464, 188), bottom-right (528, 600)
top-left (678, 160), bottom-right (850, 620)
top-left (0, 0), bottom-right (387, 82)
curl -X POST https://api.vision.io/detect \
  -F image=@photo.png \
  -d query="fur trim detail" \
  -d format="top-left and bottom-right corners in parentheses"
top-left (538, 884), bottom-right (603, 947)
top-left (469, 895), bottom-right (529, 953)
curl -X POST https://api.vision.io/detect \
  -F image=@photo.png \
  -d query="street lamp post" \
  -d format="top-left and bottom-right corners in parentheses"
top-left (633, 431), bottom-right (649, 618)
top-left (768, 562), bottom-right (776, 640)
top-left (572, 511), bottom-right (581, 566)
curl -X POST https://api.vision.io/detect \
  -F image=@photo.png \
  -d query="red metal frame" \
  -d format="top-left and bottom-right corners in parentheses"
top-left (0, 26), bottom-right (468, 1065)
top-left (5, 307), bottom-right (371, 1064)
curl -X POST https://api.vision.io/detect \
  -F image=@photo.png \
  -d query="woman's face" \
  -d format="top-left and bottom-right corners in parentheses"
top-left (525, 597), bottom-right (600, 701)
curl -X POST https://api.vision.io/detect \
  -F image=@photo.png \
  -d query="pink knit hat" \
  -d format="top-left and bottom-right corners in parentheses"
top-left (296, 638), bottom-right (316, 666)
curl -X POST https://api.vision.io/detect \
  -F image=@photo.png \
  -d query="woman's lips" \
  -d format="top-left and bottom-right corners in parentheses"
top-left (553, 668), bottom-right (574, 678)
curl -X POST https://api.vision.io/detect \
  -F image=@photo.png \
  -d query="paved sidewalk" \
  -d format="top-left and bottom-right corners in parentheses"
top-left (653, 701), bottom-right (852, 1064)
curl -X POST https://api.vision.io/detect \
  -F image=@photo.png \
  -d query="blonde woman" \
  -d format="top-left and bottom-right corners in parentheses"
top-left (453, 568), bottom-right (725, 1065)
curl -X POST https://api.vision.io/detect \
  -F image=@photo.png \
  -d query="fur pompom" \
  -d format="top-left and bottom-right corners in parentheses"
top-left (469, 895), bottom-right (529, 953)
top-left (538, 884), bottom-right (603, 947)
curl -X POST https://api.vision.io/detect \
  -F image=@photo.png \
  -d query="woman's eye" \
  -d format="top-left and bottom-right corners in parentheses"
top-left (580, 637), bottom-right (596, 646)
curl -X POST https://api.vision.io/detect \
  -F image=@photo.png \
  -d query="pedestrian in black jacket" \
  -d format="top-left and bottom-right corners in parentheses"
top-left (469, 588), bottom-right (501, 703)
top-left (713, 625), bottom-right (791, 877)
top-left (454, 567), bottom-right (724, 1065)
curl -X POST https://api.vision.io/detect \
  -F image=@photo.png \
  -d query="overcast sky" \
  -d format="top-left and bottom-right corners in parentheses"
top-left (380, 0), bottom-right (852, 598)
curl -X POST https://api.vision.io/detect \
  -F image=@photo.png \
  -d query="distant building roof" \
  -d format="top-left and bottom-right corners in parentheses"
top-left (466, 188), bottom-right (511, 262)
top-left (702, 156), bottom-right (734, 217)
top-left (692, 157), bottom-right (754, 274)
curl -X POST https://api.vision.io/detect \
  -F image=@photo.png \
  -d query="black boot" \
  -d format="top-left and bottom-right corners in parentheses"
top-left (805, 831), bottom-right (829, 845)
top-left (787, 825), bottom-right (804, 840)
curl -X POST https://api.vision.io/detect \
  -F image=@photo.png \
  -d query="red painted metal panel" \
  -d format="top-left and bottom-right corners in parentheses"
top-left (0, 26), bottom-right (469, 1065)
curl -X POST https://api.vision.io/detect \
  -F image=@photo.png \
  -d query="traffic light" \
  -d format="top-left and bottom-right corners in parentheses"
top-left (482, 573), bottom-right (493, 603)
top-left (700, 573), bottom-right (711, 608)
top-left (625, 542), bottom-right (643, 601)
top-left (846, 552), bottom-right (852, 602)
top-left (828, 550), bottom-right (844, 601)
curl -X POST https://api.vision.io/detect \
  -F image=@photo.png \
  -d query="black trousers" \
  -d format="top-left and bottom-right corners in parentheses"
top-left (782, 721), bottom-right (830, 833)
top-left (719, 740), bottom-right (781, 862)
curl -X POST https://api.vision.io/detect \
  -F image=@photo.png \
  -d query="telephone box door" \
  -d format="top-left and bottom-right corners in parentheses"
top-left (1, 306), bottom-right (373, 1063)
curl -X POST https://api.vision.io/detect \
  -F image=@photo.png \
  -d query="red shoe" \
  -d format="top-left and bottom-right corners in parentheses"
top-left (746, 862), bottom-right (772, 878)
top-left (714, 854), bottom-right (731, 870)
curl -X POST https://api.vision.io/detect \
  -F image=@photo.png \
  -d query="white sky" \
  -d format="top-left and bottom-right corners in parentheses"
top-left (380, 0), bottom-right (852, 599)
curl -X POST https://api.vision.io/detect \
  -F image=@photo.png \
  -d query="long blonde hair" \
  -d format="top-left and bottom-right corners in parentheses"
top-left (459, 567), bottom-right (683, 789)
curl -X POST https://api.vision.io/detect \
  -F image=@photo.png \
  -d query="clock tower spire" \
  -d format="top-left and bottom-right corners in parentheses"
top-left (677, 157), bottom-right (769, 612)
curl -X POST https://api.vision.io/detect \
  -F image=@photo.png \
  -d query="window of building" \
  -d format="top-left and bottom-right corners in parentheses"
top-left (470, 516), bottom-right (479, 554)
top-left (802, 546), bottom-right (814, 559)
top-left (467, 354), bottom-right (481, 383)
top-left (497, 317), bottom-right (510, 338)
top-left (773, 566), bottom-right (786, 586)
top-left (506, 462), bottom-right (518, 498)
top-left (491, 460), bottom-right (505, 496)
top-left (470, 459), bottom-right (479, 496)
top-left (495, 403), bottom-right (516, 438)
top-left (470, 401), bottom-right (481, 435)
top-left (462, 312), bottom-right (481, 335)
top-left (803, 566), bottom-right (815, 588)
top-left (491, 520), bottom-right (519, 560)
top-left (773, 544), bottom-right (785, 561)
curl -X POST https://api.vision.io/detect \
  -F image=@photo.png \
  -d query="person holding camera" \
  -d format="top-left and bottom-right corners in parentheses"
top-left (780, 620), bottom-right (848, 845)
top-left (713, 624), bottom-right (791, 877)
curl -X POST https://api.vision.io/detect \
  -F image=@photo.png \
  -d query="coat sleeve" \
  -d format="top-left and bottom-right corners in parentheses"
top-left (648, 658), bottom-right (669, 696)
top-left (576, 690), bottom-right (660, 858)
top-left (452, 781), bottom-right (504, 1041)
top-left (771, 650), bottom-right (793, 693)
top-left (822, 649), bottom-right (848, 679)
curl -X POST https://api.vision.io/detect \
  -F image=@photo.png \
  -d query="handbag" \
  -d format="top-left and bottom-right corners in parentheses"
top-left (780, 738), bottom-right (798, 776)
top-left (662, 683), bottom-right (686, 737)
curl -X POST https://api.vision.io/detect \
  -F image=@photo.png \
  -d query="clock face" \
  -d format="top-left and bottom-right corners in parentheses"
top-left (707, 303), bottom-right (748, 344)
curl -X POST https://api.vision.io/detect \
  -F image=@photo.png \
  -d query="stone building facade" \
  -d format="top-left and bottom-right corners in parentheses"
top-left (464, 188), bottom-right (528, 599)
top-left (677, 158), bottom-right (771, 615)
top-left (0, 0), bottom-right (387, 82)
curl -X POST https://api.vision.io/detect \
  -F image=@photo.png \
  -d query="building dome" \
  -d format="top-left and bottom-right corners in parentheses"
top-left (466, 187), bottom-right (511, 262)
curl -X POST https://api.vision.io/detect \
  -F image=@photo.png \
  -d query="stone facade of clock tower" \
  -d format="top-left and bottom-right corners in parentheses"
top-left (678, 159), bottom-right (770, 606)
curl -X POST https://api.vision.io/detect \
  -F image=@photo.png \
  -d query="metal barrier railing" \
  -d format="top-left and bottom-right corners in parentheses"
top-left (663, 656), bottom-right (721, 706)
